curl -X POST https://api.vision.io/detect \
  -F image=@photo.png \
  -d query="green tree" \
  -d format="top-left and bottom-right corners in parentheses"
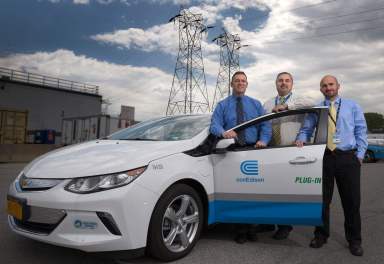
top-left (364, 112), bottom-right (384, 133)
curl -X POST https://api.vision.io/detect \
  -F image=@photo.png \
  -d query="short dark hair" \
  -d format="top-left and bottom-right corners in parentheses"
top-left (231, 71), bottom-right (247, 83)
top-left (276, 72), bottom-right (293, 83)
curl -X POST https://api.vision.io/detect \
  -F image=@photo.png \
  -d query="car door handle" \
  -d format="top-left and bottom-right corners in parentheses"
top-left (289, 156), bottom-right (317, 165)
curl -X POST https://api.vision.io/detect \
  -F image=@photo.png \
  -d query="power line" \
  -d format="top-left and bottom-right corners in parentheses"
top-left (166, 10), bottom-right (210, 115)
top-left (313, 16), bottom-right (384, 30)
top-left (287, 0), bottom-right (337, 12)
top-left (237, 5), bottom-right (384, 31)
top-left (256, 15), bottom-right (384, 40)
top-left (263, 24), bottom-right (384, 44)
top-left (231, 0), bottom-right (339, 23)
top-left (307, 6), bottom-right (384, 23)
top-left (212, 30), bottom-right (243, 108)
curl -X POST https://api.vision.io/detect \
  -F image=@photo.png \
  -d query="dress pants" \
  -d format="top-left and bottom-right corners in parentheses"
top-left (314, 149), bottom-right (362, 244)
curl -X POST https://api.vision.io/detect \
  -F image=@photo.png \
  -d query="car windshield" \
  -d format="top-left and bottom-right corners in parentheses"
top-left (107, 115), bottom-right (211, 141)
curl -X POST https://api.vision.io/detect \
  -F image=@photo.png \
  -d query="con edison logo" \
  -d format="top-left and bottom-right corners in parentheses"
top-left (237, 160), bottom-right (264, 183)
top-left (74, 220), bottom-right (97, 230)
top-left (240, 160), bottom-right (259, 176)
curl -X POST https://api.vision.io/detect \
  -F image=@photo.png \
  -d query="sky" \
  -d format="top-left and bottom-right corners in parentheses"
top-left (0, 0), bottom-right (383, 121)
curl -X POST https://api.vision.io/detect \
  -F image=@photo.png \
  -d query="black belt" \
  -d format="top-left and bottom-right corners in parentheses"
top-left (325, 148), bottom-right (357, 155)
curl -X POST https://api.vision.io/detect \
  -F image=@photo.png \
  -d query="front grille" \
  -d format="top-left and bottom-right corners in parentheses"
top-left (28, 206), bottom-right (66, 224)
top-left (12, 206), bottom-right (66, 235)
top-left (13, 219), bottom-right (61, 235)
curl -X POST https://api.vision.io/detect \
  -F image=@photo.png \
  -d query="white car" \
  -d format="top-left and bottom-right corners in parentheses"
top-left (7, 107), bottom-right (328, 261)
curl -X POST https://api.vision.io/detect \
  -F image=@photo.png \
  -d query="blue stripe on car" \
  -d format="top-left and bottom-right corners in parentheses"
top-left (208, 200), bottom-right (322, 226)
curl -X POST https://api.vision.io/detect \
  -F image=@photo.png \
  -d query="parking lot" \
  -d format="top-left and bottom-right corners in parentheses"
top-left (1, 162), bottom-right (383, 264)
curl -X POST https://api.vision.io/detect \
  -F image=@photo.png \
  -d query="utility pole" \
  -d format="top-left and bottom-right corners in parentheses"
top-left (101, 98), bottom-right (112, 115)
top-left (166, 10), bottom-right (212, 115)
top-left (212, 30), bottom-right (247, 108)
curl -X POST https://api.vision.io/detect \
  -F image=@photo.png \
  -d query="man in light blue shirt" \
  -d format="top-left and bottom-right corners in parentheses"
top-left (210, 71), bottom-right (271, 147)
top-left (210, 71), bottom-right (271, 244)
top-left (296, 75), bottom-right (367, 257)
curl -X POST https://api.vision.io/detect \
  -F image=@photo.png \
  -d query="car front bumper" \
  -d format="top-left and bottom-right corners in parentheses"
top-left (7, 179), bottom-right (158, 252)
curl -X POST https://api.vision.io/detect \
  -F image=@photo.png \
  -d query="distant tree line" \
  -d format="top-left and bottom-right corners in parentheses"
top-left (364, 112), bottom-right (384, 133)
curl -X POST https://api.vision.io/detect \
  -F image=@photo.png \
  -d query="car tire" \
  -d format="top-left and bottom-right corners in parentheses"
top-left (364, 150), bottom-right (376, 163)
top-left (147, 184), bottom-right (203, 262)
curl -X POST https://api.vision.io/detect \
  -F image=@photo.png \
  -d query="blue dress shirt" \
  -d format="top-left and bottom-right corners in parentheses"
top-left (297, 96), bottom-right (368, 159)
top-left (210, 95), bottom-right (271, 145)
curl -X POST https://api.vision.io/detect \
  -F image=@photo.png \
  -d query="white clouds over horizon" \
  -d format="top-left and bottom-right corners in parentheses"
top-left (0, 49), bottom-right (173, 120)
top-left (2, 0), bottom-right (384, 118)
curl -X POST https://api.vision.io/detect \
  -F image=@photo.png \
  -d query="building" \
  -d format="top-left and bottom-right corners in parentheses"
top-left (0, 67), bottom-right (102, 144)
top-left (61, 106), bottom-right (137, 145)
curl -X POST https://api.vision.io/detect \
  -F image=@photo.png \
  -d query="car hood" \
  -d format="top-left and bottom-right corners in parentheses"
top-left (23, 140), bottom-right (194, 179)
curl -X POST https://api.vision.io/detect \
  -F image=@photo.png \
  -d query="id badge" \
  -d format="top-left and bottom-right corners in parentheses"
top-left (333, 135), bottom-right (341, 144)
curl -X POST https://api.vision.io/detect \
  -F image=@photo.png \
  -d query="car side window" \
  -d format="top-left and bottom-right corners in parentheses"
top-left (268, 113), bottom-right (317, 148)
top-left (231, 110), bottom-right (326, 151)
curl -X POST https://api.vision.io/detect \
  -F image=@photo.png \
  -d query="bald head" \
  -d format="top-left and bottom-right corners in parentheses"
top-left (320, 75), bottom-right (339, 87)
top-left (320, 75), bottom-right (340, 101)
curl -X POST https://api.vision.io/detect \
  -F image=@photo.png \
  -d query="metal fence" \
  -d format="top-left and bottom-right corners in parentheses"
top-left (0, 67), bottom-right (99, 95)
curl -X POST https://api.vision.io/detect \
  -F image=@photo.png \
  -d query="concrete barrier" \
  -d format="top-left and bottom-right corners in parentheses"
top-left (0, 144), bottom-right (59, 163)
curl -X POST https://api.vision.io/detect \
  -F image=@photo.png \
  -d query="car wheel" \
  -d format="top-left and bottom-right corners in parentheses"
top-left (147, 184), bottom-right (203, 261)
top-left (364, 150), bottom-right (376, 163)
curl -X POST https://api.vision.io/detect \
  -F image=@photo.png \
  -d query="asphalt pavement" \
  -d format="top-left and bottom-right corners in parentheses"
top-left (1, 162), bottom-right (383, 264)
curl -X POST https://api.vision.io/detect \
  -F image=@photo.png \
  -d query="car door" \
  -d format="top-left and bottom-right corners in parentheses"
top-left (210, 107), bottom-right (327, 226)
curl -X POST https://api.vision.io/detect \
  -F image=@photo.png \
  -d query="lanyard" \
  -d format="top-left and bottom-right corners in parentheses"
top-left (275, 92), bottom-right (292, 106)
top-left (324, 99), bottom-right (341, 126)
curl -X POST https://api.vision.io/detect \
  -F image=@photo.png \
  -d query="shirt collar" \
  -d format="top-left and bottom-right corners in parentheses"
top-left (277, 92), bottom-right (292, 99)
top-left (231, 94), bottom-right (245, 100)
top-left (324, 96), bottom-right (341, 106)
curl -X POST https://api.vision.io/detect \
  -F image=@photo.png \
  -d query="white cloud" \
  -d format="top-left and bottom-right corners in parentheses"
top-left (5, 0), bottom-right (384, 117)
top-left (92, 23), bottom-right (178, 54)
top-left (157, 0), bottom-right (191, 5)
top-left (0, 50), bottom-right (173, 120)
top-left (90, 0), bottom-right (272, 53)
top-left (96, 0), bottom-right (114, 4)
top-left (73, 0), bottom-right (90, 4)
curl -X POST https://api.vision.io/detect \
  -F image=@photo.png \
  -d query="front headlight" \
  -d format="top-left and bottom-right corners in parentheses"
top-left (64, 166), bottom-right (147, 194)
top-left (17, 173), bottom-right (63, 191)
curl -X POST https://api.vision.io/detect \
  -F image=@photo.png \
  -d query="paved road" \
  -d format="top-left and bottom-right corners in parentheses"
top-left (1, 163), bottom-right (383, 264)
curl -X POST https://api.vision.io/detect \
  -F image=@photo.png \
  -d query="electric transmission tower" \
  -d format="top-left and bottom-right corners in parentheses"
top-left (166, 10), bottom-right (212, 115)
top-left (212, 30), bottom-right (247, 107)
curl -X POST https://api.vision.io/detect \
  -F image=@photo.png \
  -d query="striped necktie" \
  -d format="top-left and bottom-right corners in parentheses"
top-left (327, 101), bottom-right (337, 151)
top-left (271, 96), bottom-right (285, 145)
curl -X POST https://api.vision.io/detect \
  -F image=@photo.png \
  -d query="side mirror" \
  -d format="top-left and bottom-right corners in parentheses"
top-left (214, 138), bottom-right (235, 154)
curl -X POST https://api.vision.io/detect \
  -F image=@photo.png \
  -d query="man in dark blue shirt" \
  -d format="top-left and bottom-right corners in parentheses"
top-left (296, 75), bottom-right (367, 256)
top-left (210, 71), bottom-right (271, 244)
top-left (210, 71), bottom-right (271, 147)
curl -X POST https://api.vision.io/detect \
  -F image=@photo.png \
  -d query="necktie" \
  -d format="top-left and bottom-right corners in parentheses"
top-left (327, 102), bottom-right (337, 151)
top-left (271, 96), bottom-right (285, 145)
top-left (272, 123), bottom-right (281, 146)
top-left (236, 97), bottom-right (245, 145)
